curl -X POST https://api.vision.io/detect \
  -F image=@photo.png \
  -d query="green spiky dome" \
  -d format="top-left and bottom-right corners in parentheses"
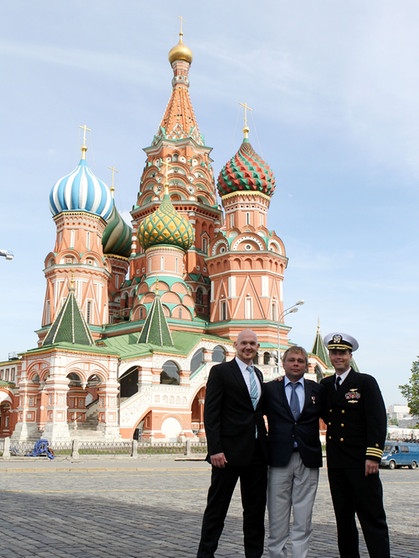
top-left (217, 138), bottom-right (276, 197)
top-left (137, 193), bottom-right (195, 251)
top-left (102, 203), bottom-right (132, 258)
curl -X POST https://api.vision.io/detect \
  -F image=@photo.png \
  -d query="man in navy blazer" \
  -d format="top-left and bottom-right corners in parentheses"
top-left (196, 329), bottom-right (268, 558)
top-left (264, 346), bottom-right (324, 558)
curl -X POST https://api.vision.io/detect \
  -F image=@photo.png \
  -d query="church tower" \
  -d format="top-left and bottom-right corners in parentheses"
top-left (102, 171), bottom-right (132, 323)
top-left (207, 113), bottom-right (289, 349)
top-left (123, 29), bottom-right (222, 324)
top-left (40, 130), bottom-right (113, 343)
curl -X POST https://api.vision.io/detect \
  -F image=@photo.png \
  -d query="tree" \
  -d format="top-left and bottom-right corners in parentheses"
top-left (399, 357), bottom-right (419, 418)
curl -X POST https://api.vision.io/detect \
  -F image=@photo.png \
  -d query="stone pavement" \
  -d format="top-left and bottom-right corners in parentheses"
top-left (0, 456), bottom-right (418, 558)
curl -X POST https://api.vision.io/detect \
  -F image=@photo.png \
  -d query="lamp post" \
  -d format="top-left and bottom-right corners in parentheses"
top-left (276, 300), bottom-right (304, 373)
top-left (0, 249), bottom-right (14, 260)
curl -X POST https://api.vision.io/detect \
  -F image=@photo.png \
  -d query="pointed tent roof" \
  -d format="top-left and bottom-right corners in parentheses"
top-left (43, 287), bottom-right (94, 346)
top-left (152, 32), bottom-right (204, 147)
top-left (311, 322), bottom-right (332, 368)
top-left (137, 294), bottom-right (174, 347)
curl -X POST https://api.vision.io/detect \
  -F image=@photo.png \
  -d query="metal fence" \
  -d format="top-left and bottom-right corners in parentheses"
top-left (0, 437), bottom-right (207, 459)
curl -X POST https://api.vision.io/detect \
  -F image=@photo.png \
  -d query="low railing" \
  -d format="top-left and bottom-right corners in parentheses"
top-left (0, 437), bottom-right (207, 459)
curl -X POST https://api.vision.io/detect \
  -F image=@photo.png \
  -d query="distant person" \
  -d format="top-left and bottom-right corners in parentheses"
top-left (197, 329), bottom-right (268, 558)
top-left (264, 346), bottom-right (324, 558)
top-left (321, 332), bottom-right (390, 558)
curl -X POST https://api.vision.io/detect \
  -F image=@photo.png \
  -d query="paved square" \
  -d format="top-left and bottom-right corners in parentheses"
top-left (0, 457), bottom-right (418, 557)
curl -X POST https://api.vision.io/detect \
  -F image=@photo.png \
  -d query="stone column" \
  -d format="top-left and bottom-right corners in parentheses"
top-left (97, 379), bottom-right (121, 440)
top-left (42, 374), bottom-right (70, 444)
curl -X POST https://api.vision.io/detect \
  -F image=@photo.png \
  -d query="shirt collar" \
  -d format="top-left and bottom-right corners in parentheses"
top-left (336, 369), bottom-right (351, 383)
top-left (235, 357), bottom-right (254, 373)
top-left (284, 377), bottom-right (304, 388)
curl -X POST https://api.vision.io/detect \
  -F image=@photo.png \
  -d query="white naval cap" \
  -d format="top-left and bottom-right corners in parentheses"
top-left (324, 332), bottom-right (359, 352)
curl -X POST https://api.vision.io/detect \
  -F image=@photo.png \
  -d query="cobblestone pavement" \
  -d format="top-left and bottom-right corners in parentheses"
top-left (0, 456), bottom-right (418, 557)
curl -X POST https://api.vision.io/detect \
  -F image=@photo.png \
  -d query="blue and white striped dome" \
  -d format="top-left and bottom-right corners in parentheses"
top-left (49, 151), bottom-right (113, 220)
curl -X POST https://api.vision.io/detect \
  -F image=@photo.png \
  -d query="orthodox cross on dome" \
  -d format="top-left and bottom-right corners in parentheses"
top-left (239, 102), bottom-right (253, 139)
top-left (108, 165), bottom-right (119, 198)
top-left (178, 15), bottom-right (184, 35)
top-left (79, 124), bottom-right (92, 160)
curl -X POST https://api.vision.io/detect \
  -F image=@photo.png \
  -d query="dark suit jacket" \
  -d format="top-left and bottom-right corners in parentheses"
top-left (204, 359), bottom-right (268, 466)
top-left (321, 368), bottom-right (387, 468)
top-left (264, 378), bottom-right (324, 468)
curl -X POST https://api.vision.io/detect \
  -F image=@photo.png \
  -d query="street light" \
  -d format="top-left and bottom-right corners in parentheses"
top-left (276, 300), bottom-right (305, 372)
top-left (0, 249), bottom-right (14, 261)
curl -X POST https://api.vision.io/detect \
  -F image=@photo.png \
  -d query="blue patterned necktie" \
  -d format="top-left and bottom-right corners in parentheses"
top-left (247, 366), bottom-right (259, 409)
top-left (289, 382), bottom-right (301, 420)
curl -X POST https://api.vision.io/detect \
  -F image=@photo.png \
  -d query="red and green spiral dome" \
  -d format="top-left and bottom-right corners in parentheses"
top-left (217, 138), bottom-right (276, 198)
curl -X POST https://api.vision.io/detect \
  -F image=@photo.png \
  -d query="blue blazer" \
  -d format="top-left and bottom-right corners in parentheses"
top-left (264, 378), bottom-right (324, 468)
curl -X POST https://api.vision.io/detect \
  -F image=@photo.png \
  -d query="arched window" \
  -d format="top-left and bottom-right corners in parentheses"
top-left (271, 300), bottom-right (278, 322)
top-left (212, 345), bottom-right (226, 363)
top-left (196, 287), bottom-right (204, 305)
top-left (263, 352), bottom-right (270, 365)
top-left (160, 361), bottom-right (180, 385)
top-left (67, 373), bottom-right (82, 387)
top-left (120, 366), bottom-right (139, 398)
top-left (87, 374), bottom-right (101, 387)
top-left (220, 300), bottom-right (227, 321)
top-left (86, 300), bottom-right (92, 324)
top-left (191, 349), bottom-right (205, 374)
top-left (202, 236), bottom-right (208, 254)
top-left (245, 296), bottom-right (253, 319)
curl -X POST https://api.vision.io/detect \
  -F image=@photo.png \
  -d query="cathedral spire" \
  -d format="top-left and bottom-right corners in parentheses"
top-left (153, 27), bottom-right (203, 146)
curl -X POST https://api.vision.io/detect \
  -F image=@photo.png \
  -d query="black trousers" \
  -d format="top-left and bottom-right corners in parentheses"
top-left (327, 467), bottom-right (390, 558)
top-left (196, 443), bottom-right (267, 558)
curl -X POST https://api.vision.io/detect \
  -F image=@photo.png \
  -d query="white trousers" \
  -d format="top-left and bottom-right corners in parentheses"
top-left (267, 452), bottom-right (319, 558)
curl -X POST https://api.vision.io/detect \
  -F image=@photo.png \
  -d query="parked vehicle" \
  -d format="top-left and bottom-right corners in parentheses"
top-left (380, 441), bottom-right (419, 470)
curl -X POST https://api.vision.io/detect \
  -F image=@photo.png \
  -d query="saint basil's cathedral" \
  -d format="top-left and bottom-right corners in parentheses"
top-left (0, 31), bottom-right (333, 443)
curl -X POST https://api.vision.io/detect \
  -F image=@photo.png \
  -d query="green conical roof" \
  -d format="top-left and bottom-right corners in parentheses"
top-left (43, 287), bottom-right (94, 346)
top-left (311, 324), bottom-right (332, 368)
top-left (138, 294), bottom-right (174, 347)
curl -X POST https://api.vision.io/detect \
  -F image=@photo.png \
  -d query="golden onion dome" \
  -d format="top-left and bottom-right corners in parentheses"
top-left (168, 32), bottom-right (193, 64)
top-left (138, 191), bottom-right (194, 252)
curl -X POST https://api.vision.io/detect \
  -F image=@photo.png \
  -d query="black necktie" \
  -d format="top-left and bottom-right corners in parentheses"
top-left (335, 376), bottom-right (342, 391)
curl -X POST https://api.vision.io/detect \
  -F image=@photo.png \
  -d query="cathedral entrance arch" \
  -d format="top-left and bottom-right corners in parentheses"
top-left (67, 372), bottom-right (102, 430)
top-left (119, 366), bottom-right (139, 398)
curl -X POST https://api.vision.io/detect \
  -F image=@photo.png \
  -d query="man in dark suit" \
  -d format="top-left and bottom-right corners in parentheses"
top-left (196, 329), bottom-right (268, 558)
top-left (264, 346), bottom-right (324, 558)
top-left (321, 332), bottom-right (390, 558)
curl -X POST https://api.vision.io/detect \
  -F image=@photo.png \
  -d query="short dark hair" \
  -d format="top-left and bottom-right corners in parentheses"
top-left (282, 346), bottom-right (308, 364)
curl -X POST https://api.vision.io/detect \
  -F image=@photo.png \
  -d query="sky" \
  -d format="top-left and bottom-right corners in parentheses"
top-left (1, 0), bottom-right (419, 408)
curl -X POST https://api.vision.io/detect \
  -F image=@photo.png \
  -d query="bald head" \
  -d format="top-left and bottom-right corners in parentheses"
top-left (234, 329), bottom-right (259, 365)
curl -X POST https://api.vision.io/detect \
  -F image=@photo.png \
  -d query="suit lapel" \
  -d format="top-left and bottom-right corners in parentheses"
top-left (278, 379), bottom-right (294, 418)
top-left (230, 359), bottom-right (251, 400)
